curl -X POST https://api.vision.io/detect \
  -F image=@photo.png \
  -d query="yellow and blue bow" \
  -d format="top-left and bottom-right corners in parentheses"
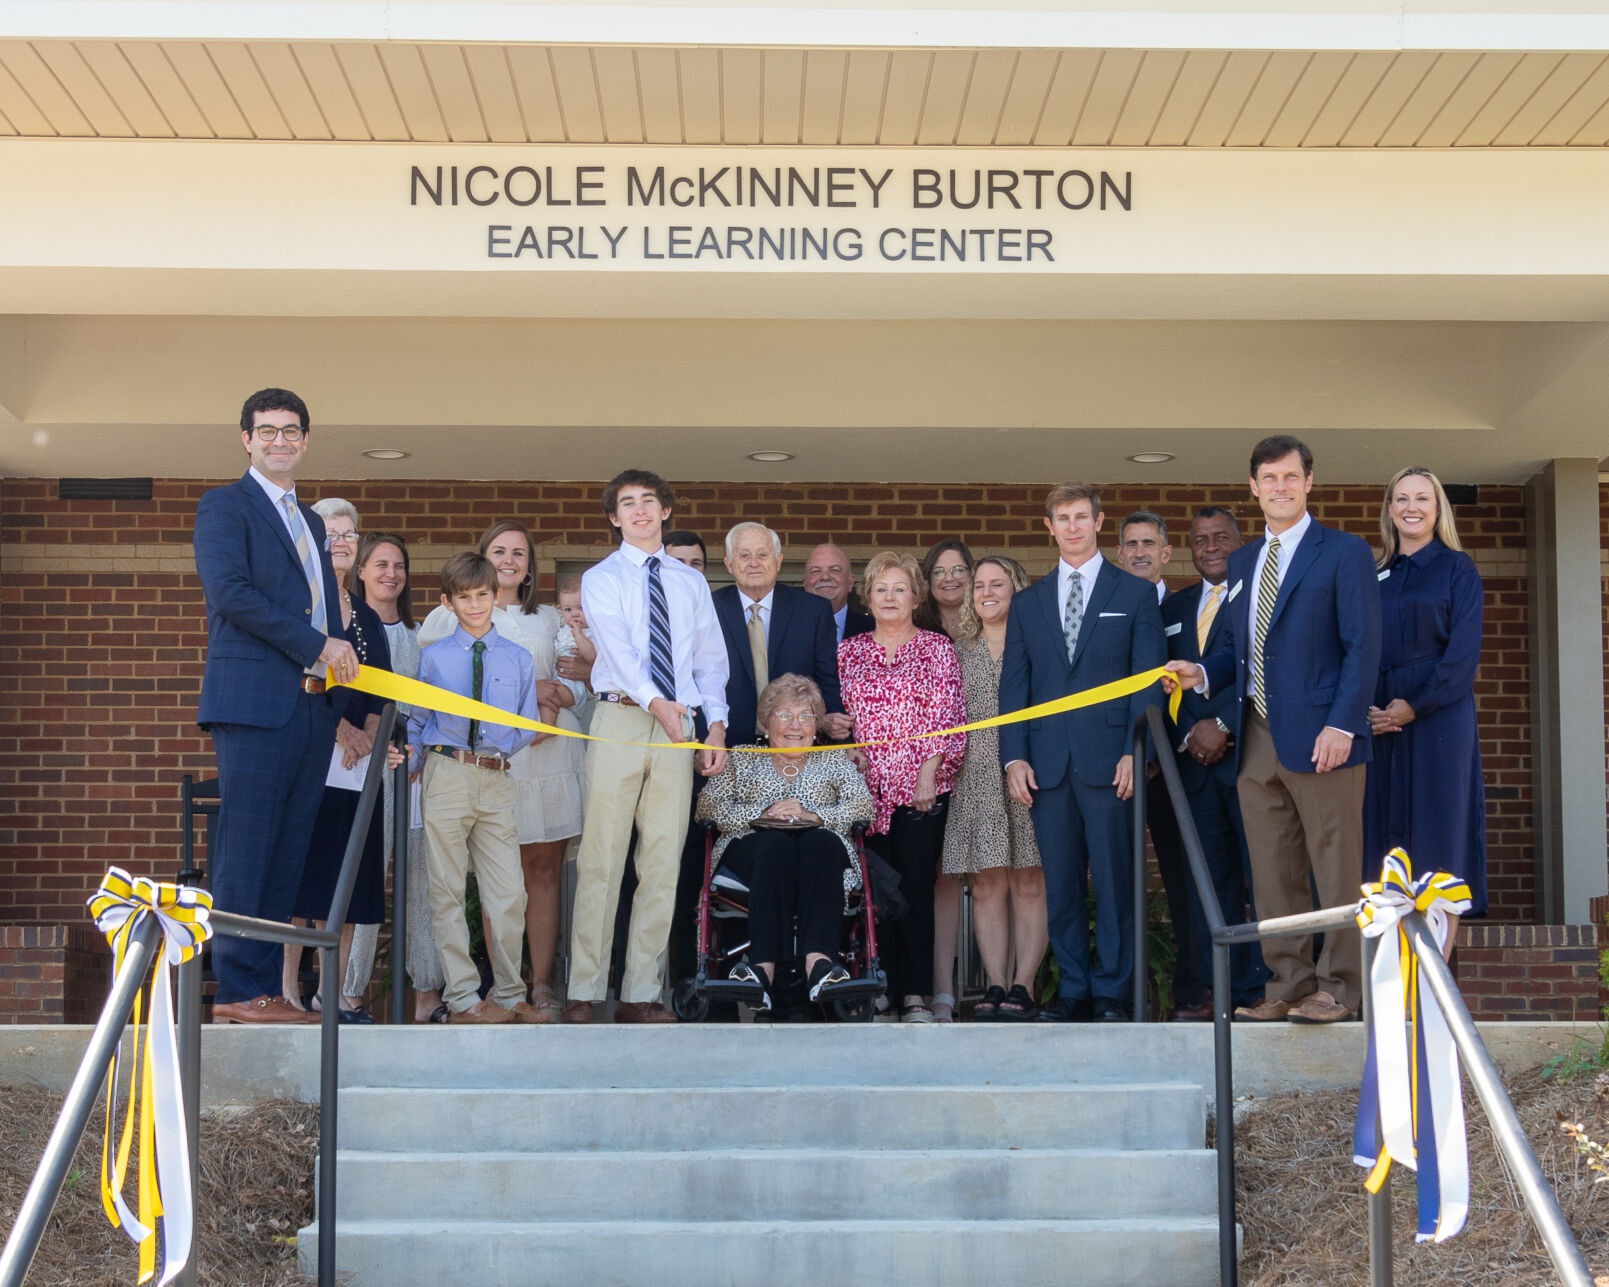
top-left (87, 868), bottom-right (212, 1286)
top-left (1352, 848), bottom-right (1473, 1243)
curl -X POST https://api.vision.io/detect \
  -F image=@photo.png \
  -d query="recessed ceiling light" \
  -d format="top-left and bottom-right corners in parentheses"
top-left (747, 451), bottom-right (794, 463)
top-left (362, 448), bottom-right (410, 460)
top-left (1127, 452), bottom-right (1175, 465)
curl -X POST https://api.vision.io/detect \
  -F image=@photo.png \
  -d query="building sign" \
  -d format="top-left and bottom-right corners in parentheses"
top-left (407, 152), bottom-right (1132, 267)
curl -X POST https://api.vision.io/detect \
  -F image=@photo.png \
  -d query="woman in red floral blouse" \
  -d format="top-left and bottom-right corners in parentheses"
top-left (837, 550), bottom-right (966, 1022)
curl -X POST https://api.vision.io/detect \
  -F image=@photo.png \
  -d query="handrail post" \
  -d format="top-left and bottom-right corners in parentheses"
top-left (317, 943), bottom-right (341, 1287)
top-left (0, 915), bottom-right (162, 1287)
top-left (1402, 915), bottom-right (1595, 1287)
top-left (175, 775), bottom-right (206, 1287)
top-left (388, 732), bottom-right (409, 1026)
top-left (1362, 932), bottom-right (1393, 1287)
top-left (1131, 719), bottom-right (1148, 1022)
top-left (1212, 938), bottom-right (1237, 1287)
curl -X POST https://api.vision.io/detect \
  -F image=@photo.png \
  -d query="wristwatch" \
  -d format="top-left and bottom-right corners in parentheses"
top-left (1178, 717), bottom-right (1233, 755)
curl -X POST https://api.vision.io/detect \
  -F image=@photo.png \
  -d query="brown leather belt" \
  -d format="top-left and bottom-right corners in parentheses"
top-left (299, 676), bottom-right (327, 694)
top-left (428, 744), bottom-right (511, 772)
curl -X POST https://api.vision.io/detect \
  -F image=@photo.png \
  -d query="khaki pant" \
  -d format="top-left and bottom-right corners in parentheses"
top-left (568, 701), bottom-right (695, 1004)
top-left (421, 754), bottom-right (526, 1012)
top-left (1236, 711), bottom-right (1365, 1012)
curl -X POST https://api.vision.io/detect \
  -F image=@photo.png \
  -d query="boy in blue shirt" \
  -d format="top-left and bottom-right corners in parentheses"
top-left (409, 551), bottom-right (543, 1024)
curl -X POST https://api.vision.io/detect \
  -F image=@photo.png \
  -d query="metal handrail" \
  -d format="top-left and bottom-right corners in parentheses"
top-left (1129, 702), bottom-right (1594, 1287)
top-left (0, 700), bottom-right (398, 1287)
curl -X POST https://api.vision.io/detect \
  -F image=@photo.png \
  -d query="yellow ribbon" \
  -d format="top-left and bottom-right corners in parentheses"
top-left (87, 868), bottom-right (212, 1286)
top-left (331, 664), bottom-right (1182, 753)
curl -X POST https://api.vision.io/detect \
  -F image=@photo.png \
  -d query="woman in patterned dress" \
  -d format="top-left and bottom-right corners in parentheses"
top-left (696, 675), bottom-right (875, 1009)
top-left (838, 550), bottom-right (967, 1022)
top-left (943, 557), bottom-right (1047, 1021)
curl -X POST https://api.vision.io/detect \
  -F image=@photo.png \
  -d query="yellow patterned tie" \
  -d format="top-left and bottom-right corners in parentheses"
top-left (1251, 537), bottom-right (1281, 717)
top-left (1197, 583), bottom-right (1224, 654)
top-left (748, 604), bottom-right (769, 697)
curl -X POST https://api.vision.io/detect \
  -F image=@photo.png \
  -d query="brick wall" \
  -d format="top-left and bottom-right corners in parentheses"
top-left (0, 475), bottom-right (1545, 928)
top-left (0, 924), bottom-right (109, 1023)
top-left (1454, 923), bottom-right (1607, 1023)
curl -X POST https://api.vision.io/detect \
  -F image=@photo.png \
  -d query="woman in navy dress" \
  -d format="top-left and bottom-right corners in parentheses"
top-left (1364, 467), bottom-right (1486, 917)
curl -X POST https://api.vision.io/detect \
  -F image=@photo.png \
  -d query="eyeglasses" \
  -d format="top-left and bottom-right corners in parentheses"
top-left (771, 711), bottom-right (818, 726)
top-left (930, 564), bottom-right (970, 580)
top-left (326, 531), bottom-right (358, 545)
top-left (253, 425), bottom-right (305, 443)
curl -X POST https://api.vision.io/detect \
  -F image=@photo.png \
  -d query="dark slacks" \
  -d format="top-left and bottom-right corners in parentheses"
top-left (208, 691), bottom-right (338, 1002)
top-left (719, 827), bottom-right (850, 964)
top-left (1026, 773), bottom-right (1133, 1004)
top-left (865, 802), bottom-right (947, 999)
top-left (1182, 768), bottom-right (1270, 1006)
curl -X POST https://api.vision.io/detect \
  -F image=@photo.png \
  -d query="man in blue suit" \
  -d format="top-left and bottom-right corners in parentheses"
top-left (1000, 483), bottom-right (1166, 1022)
top-left (194, 388), bottom-right (357, 1023)
top-left (1167, 436), bottom-right (1380, 1024)
top-left (1158, 507), bottom-right (1270, 1018)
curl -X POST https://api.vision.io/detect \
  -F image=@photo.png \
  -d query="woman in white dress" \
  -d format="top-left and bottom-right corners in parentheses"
top-left (419, 520), bottom-right (587, 1020)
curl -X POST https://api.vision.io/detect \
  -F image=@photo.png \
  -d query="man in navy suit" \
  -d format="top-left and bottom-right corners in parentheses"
top-left (802, 543), bottom-right (873, 644)
top-left (1000, 483), bottom-right (1166, 1022)
top-left (194, 388), bottom-right (357, 1023)
top-left (1158, 507), bottom-right (1270, 1018)
top-left (1167, 437), bottom-right (1380, 1024)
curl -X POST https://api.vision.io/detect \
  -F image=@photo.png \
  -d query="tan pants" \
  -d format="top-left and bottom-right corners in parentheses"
top-left (1236, 711), bottom-right (1365, 1012)
top-left (568, 701), bottom-right (695, 1004)
top-left (421, 754), bottom-right (527, 1012)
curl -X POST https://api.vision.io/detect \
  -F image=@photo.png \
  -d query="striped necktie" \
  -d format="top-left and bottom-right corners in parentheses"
top-left (646, 556), bottom-right (676, 702)
top-left (1197, 583), bottom-right (1225, 654)
top-left (282, 494), bottom-right (329, 674)
top-left (1251, 537), bottom-right (1281, 717)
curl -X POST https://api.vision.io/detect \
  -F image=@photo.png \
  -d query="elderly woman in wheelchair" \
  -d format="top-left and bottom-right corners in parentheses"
top-left (693, 674), bottom-right (878, 1012)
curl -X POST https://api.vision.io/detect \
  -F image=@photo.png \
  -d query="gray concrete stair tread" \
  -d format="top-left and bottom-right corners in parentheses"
top-left (309, 1216), bottom-right (1221, 1232)
top-left (337, 1145), bottom-right (1214, 1162)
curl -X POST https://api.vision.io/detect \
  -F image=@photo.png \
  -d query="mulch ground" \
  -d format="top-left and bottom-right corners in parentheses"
top-left (1234, 1067), bottom-right (1609, 1286)
top-left (1, 1066), bottom-right (1605, 1285)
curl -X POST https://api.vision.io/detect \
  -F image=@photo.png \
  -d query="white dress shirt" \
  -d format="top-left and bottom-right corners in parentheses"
top-left (1154, 579), bottom-right (1167, 604)
top-left (248, 465), bottom-right (302, 542)
top-left (1057, 551), bottom-right (1104, 626)
top-left (739, 588), bottom-right (776, 645)
top-left (582, 542), bottom-right (731, 726)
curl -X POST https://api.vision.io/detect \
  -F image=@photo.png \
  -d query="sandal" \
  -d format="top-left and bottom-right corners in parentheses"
top-left (930, 992), bottom-right (956, 1025)
top-left (997, 984), bottom-right (1038, 1022)
top-left (426, 1003), bottom-right (450, 1025)
top-left (973, 985), bottom-right (1006, 1022)
top-left (530, 985), bottom-right (562, 1020)
top-left (901, 1003), bottom-right (936, 1024)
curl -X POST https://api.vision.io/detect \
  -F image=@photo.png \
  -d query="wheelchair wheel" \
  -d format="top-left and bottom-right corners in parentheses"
top-left (832, 995), bottom-right (876, 1023)
top-left (671, 977), bottom-right (709, 1022)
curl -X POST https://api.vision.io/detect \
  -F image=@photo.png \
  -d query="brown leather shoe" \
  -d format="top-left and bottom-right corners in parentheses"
top-left (212, 995), bottom-right (320, 1025)
top-left (1233, 997), bottom-right (1293, 1023)
top-left (508, 1001), bottom-right (553, 1025)
top-left (561, 1000), bottom-right (596, 1024)
top-left (1171, 997), bottom-right (1215, 1023)
top-left (448, 999), bottom-right (516, 1025)
top-left (614, 1001), bottom-right (678, 1024)
top-left (1287, 991), bottom-right (1354, 1025)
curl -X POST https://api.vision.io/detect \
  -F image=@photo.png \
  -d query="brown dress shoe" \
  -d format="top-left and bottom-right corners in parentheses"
top-left (212, 995), bottom-right (319, 1025)
top-left (448, 999), bottom-right (516, 1025)
top-left (1171, 997), bottom-right (1215, 1022)
top-left (614, 1001), bottom-right (678, 1024)
top-left (561, 1000), bottom-right (596, 1024)
top-left (508, 1001), bottom-right (553, 1025)
top-left (1287, 991), bottom-right (1354, 1025)
top-left (1233, 997), bottom-right (1293, 1023)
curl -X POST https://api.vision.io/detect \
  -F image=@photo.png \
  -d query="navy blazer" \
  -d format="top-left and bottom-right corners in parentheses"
top-left (194, 472), bottom-right (345, 731)
top-left (712, 583), bottom-right (842, 740)
top-left (1199, 519), bottom-right (1381, 774)
top-left (998, 559), bottom-right (1166, 789)
top-left (842, 609), bottom-right (874, 640)
top-left (1161, 581), bottom-right (1240, 794)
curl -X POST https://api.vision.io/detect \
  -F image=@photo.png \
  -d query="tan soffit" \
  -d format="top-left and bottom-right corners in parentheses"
top-left (3, 41), bottom-right (1609, 146)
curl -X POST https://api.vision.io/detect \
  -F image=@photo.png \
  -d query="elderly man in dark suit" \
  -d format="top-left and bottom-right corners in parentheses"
top-left (999, 483), bottom-right (1166, 1023)
top-left (194, 387), bottom-right (358, 1023)
top-left (1168, 436), bottom-right (1381, 1024)
top-left (1158, 507), bottom-right (1270, 1019)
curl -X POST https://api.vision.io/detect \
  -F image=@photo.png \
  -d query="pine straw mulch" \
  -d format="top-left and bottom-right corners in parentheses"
top-left (1231, 1066), bottom-right (1609, 1286)
top-left (0, 1085), bottom-right (316, 1287)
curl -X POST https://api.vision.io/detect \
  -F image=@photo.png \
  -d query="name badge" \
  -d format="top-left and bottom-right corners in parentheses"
top-left (1226, 579), bottom-right (1244, 604)
top-left (1378, 568), bottom-right (1391, 581)
top-left (1165, 622), bottom-right (1183, 637)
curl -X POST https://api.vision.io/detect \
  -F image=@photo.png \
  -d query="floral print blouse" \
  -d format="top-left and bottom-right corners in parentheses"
top-left (837, 628), bottom-right (967, 834)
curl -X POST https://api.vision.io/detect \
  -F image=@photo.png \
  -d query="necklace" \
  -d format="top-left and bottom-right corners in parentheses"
top-left (779, 760), bottom-right (802, 780)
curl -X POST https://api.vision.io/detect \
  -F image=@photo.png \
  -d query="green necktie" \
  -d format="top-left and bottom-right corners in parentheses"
top-left (468, 639), bottom-right (486, 751)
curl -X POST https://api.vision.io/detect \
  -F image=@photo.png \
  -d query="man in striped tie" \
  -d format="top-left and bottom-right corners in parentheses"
top-left (195, 388), bottom-right (359, 1022)
top-left (564, 471), bottom-right (731, 1024)
top-left (1165, 437), bottom-right (1381, 1026)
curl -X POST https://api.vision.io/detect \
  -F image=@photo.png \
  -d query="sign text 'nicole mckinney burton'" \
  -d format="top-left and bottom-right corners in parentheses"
top-left (409, 162), bottom-right (1133, 264)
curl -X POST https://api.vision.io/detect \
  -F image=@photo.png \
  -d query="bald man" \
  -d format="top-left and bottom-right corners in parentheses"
top-left (802, 543), bottom-right (873, 644)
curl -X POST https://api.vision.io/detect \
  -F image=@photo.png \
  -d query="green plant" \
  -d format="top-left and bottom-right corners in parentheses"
top-left (1541, 1036), bottom-right (1603, 1082)
top-left (63, 1168), bottom-right (82, 1193)
top-left (1030, 887), bottom-right (1179, 1017)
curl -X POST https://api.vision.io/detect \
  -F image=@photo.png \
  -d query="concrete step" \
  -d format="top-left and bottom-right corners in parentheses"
top-left (338, 1081), bottom-right (1205, 1152)
top-left (333, 1023), bottom-right (1228, 1090)
top-left (299, 1216), bottom-right (1223, 1287)
top-left (329, 1146), bottom-right (1217, 1222)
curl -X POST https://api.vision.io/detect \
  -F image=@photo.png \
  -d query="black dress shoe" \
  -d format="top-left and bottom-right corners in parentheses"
top-left (1092, 998), bottom-right (1132, 1023)
top-left (1035, 997), bottom-right (1093, 1023)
